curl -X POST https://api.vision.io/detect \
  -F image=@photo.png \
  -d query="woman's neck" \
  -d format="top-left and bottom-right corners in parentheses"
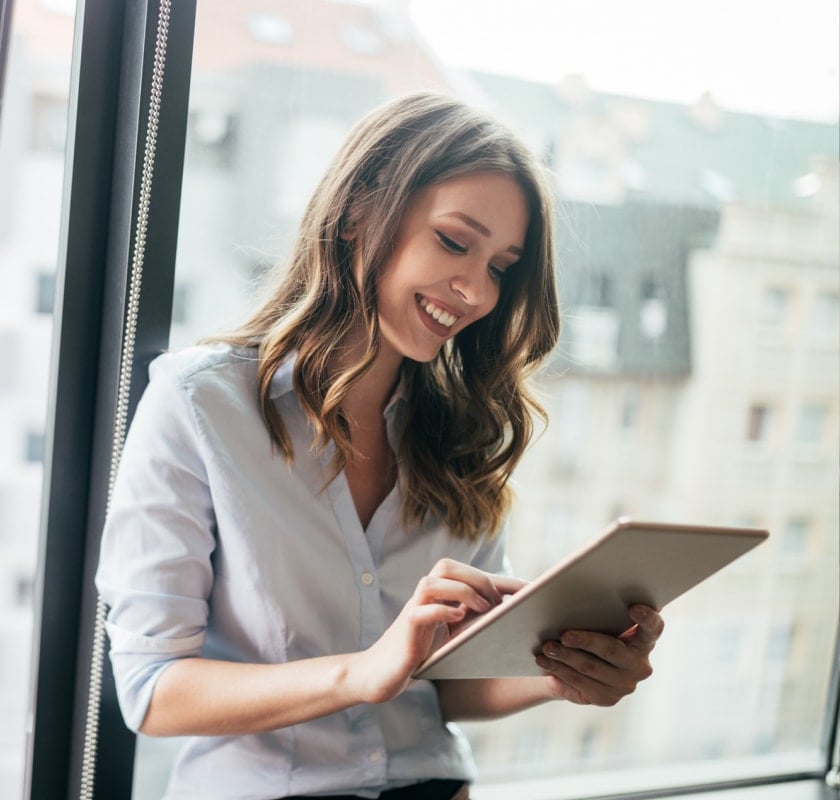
top-left (330, 327), bottom-right (403, 422)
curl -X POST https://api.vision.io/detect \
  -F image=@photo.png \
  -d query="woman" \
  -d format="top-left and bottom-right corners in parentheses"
top-left (97, 93), bottom-right (663, 800)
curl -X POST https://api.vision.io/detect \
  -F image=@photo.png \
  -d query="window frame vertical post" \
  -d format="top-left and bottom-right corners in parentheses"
top-left (24, 1), bottom-right (196, 798)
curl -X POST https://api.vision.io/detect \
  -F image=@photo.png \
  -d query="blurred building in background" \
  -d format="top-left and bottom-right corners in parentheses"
top-left (1, 0), bottom-right (837, 796)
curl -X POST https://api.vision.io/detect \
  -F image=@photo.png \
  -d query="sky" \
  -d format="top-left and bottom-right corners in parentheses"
top-left (407, 0), bottom-right (839, 123)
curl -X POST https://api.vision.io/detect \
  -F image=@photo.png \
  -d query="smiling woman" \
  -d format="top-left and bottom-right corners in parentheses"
top-left (94, 93), bottom-right (640, 800)
top-left (372, 172), bottom-right (529, 363)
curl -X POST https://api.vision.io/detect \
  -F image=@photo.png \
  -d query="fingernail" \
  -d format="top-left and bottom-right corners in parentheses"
top-left (630, 606), bottom-right (648, 622)
top-left (544, 643), bottom-right (561, 657)
top-left (561, 632), bottom-right (580, 646)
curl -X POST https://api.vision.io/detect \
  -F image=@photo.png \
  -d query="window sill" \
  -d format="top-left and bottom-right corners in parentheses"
top-left (471, 752), bottom-right (826, 800)
top-left (473, 777), bottom-right (833, 800)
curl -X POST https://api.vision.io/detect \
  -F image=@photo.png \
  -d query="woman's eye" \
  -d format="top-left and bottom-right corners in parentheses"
top-left (489, 264), bottom-right (506, 282)
top-left (436, 231), bottom-right (467, 254)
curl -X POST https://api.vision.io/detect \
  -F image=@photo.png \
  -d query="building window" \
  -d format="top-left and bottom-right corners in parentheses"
top-left (24, 431), bottom-right (45, 463)
top-left (781, 516), bottom-right (810, 558)
top-left (746, 404), bottom-right (773, 442)
top-left (583, 270), bottom-right (613, 307)
top-left (187, 110), bottom-right (236, 169)
top-left (247, 13), bottom-right (293, 45)
top-left (274, 116), bottom-right (348, 218)
top-left (767, 623), bottom-right (792, 663)
top-left (342, 25), bottom-right (384, 56)
top-left (639, 277), bottom-right (668, 338)
top-left (620, 387), bottom-right (641, 429)
top-left (35, 270), bottom-right (56, 314)
top-left (29, 94), bottom-right (69, 153)
top-left (640, 276), bottom-right (659, 301)
top-left (640, 297), bottom-right (667, 339)
top-left (15, 575), bottom-right (34, 608)
top-left (171, 283), bottom-right (190, 325)
top-left (796, 404), bottom-right (826, 445)
top-left (759, 286), bottom-right (789, 329)
top-left (811, 290), bottom-right (839, 339)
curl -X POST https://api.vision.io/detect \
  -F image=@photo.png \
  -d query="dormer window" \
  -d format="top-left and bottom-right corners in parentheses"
top-left (342, 25), bottom-right (383, 55)
top-left (247, 13), bottom-right (294, 46)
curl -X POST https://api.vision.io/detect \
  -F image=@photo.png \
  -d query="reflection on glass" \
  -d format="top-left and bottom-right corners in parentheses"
top-left (138, 1), bottom-right (837, 796)
top-left (0, 1), bottom-right (77, 797)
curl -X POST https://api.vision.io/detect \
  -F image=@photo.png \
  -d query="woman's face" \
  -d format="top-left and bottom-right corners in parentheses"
top-left (368, 171), bottom-right (529, 364)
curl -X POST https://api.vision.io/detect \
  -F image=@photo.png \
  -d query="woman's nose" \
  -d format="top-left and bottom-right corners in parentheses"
top-left (450, 265), bottom-right (491, 308)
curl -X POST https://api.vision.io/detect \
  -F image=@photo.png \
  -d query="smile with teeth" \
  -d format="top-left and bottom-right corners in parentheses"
top-left (417, 295), bottom-right (458, 328)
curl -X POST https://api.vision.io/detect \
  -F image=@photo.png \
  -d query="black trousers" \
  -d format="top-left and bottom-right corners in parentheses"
top-left (282, 778), bottom-right (467, 800)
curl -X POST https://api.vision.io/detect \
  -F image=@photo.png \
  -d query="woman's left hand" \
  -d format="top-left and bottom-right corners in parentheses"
top-left (535, 604), bottom-right (664, 706)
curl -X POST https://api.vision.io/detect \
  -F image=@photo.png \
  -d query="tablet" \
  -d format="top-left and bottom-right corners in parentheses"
top-left (412, 518), bottom-right (768, 680)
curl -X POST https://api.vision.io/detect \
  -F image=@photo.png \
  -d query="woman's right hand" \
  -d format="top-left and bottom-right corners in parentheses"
top-left (348, 559), bottom-right (526, 704)
top-left (139, 561), bottom-right (523, 737)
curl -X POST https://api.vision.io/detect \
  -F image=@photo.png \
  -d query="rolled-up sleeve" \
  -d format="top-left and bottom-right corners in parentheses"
top-left (95, 355), bottom-right (217, 732)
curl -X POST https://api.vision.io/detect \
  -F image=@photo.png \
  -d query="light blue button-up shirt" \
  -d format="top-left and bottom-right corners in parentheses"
top-left (96, 344), bottom-right (510, 800)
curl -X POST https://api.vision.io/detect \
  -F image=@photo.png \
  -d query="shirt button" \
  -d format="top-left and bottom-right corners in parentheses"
top-left (360, 571), bottom-right (375, 586)
top-left (369, 750), bottom-right (383, 762)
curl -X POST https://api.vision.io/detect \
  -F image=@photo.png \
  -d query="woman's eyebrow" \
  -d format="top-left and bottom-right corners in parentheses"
top-left (443, 211), bottom-right (524, 256)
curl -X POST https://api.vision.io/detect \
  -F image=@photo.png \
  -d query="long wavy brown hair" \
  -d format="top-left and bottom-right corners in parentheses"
top-left (215, 93), bottom-right (560, 541)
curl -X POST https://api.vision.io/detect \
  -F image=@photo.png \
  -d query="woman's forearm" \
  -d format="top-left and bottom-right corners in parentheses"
top-left (435, 677), bottom-right (554, 721)
top-left (140, 654), bottom-right (366, 737)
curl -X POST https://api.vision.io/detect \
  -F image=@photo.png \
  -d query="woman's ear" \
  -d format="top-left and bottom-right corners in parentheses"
top-left (339, 221), bottom-right (358, 242)
top-left (341, 188), bottom-right (373, 242)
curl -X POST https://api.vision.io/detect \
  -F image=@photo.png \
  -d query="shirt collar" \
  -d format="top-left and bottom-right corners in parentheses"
top-left (267, 351), bottom-right (409, 417)
top-left (268, 352), bottom-right (297, 399)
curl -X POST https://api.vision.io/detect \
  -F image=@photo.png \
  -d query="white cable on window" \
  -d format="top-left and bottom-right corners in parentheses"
top-left (80, 2), bottom-right (172, 797)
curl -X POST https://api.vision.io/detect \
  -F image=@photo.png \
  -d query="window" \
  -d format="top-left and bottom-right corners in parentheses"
top-left (584, 270), bottom-right (614, 307)
top-left (247, 13), bottom-right (293, 46)
top-left (0, 1), bottom-right (74, 796)
top-left (620, 387), bottom-right (641, 430)
top-left (796, 404), bottom-right (826, 445)
top-left (759, 286), bottom-right (789, 329)
top-left (14, 1), bottom-right (839, 799)
top-left (14, 576), bottom-right (33, 608)
top-left (342, 25), bottom-right (383, 56)
top-left (29, 94), bottom-right (69, 153)
top-left (23, 430), bottom-right (45, 463)
top-left (273, 115), bottom-right (348, 217)
top-left (170, 283), bottom-right (190, 326)
top-left (811, 290), bottom-right (839, 339)
top-left (186, 110), bottom-right (236, 168)
top-left (781, 516), bottom-right (810, 561)
top-left (639, 296), bottom-right (667, 339)
top-left (746, 404), bottom-right (773, 442)
top-left (34, 270), bottom-right (55, 314)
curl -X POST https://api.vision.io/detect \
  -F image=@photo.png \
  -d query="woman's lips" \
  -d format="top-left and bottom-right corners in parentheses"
top-left (416, 294), bottom-right (458, 328)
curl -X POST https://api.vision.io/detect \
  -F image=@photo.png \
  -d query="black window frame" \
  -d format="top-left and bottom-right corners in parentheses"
top-left (23, 1), bottom-right (194, 797)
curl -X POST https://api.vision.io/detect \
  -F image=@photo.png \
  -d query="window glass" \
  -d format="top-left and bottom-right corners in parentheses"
top-left (780, 516), bottom-right (810, 566)
top-left (796, 404), bottom-right (827, 445)
top-left (760, 286), bottom-right (790, 330)
top-left (746, 404), bottom-right (773, 443)
top-left (136, 1), bottom-right (839, 797)
top-left (811, 290), bottom-right (839, 339)
top-left (0, 1), bottom-right (76, 797)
